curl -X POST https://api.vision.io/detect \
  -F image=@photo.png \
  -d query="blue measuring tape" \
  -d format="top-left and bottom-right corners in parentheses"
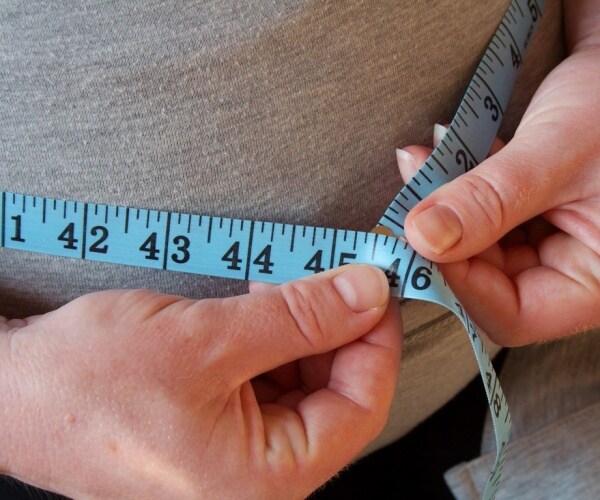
top-left (0, 1), bottom-right (545, 497)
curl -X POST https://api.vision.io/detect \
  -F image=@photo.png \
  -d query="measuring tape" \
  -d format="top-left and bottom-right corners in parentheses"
top-left (1, 1), bottom-right (545, 497)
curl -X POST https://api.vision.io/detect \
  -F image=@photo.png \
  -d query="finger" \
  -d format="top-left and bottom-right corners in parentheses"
top-left (501, 244), bottom-right (540, 277)
top-left (433, 123), bottom-right (449, 148)
top-left (188, 264), bottom-right (391, 381)
top-left (248, 281), bottom-right (277, 294)
top-left (0, 314), bottom-right (45, 333)
top-left (441, 232), bottom-right (600, 345)
top-left (472, 243), bottom-right (504, 269)
top-left (262, 300), bottom-right (402, 485)
top-left (324, 298), bottom-right (401, 418)
top-left (396, 146), bottom-right (431, 184)
top-left (404, 129), bottom-right (571, 262)
top-left (252, 362), bottom-right (299, 403)
top-left (399, 124), bottom-right (505, 187)
top-left (252, 348), bottom-right (337, 404)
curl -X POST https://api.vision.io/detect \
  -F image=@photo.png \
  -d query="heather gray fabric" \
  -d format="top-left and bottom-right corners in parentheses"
top-left (0, 0), bottom-right (568, 462)
top-left (446, 331), bottom-right (600, 499)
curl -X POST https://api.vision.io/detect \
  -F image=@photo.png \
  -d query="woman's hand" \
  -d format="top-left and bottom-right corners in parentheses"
top-left (397, 31), bottom-right (600, 345)
top-left (0, 264), bottom-right (401, 499)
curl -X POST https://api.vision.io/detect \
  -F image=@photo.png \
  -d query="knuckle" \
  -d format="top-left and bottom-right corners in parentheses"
top-left (279, 281), bottom-right (330, 349)
top-left (119, 291), bottom-right (182, 330)
top-left (461, 173), bottom-right (506, 233)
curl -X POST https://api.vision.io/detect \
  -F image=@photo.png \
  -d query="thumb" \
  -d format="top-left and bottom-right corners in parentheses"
top-left (404, 132), bottom-right (568, 262)
top-left (198, 264), bottom-right (391, 381)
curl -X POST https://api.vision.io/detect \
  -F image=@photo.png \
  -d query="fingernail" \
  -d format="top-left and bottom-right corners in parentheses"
top-left (371, 225), bottom-right (395, 236)
top-left (333, 265), bottom-right (389, 312)
top-left (433, 123), bottom-right (448, 147)
top-left (396, 148), bottom-right (418, 182)
top-left (410, 205), bottom-right (462, 254)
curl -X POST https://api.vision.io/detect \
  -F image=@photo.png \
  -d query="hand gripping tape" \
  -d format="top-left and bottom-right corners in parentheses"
top-left (0, 1), bottom-right (545, 497)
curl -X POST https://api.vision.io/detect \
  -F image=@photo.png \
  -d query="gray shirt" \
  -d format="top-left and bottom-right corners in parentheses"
top-left (0, 0), bottom-right (563, 316)
top-left (4, 6), bottom-right (583, 492)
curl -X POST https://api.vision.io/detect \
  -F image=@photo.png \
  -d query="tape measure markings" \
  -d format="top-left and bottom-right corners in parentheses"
top-left (376, 1), bottom-right (544, 497)
top-left (0, 1), bottom-right (545, 498)
top-left (380, 0), bottom-right (543, 235)
top-left (1, 192), bottom-right (453, 302)
top-left (0, 196), bottom-right (506, 497)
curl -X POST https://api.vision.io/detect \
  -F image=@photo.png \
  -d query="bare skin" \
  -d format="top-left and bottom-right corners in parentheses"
top-left (1, 1), bottom-right (599, 498)
top-left (0, 265), bottom-right (401, 499)
top-left (399, 0), bottom-right (600, 345)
